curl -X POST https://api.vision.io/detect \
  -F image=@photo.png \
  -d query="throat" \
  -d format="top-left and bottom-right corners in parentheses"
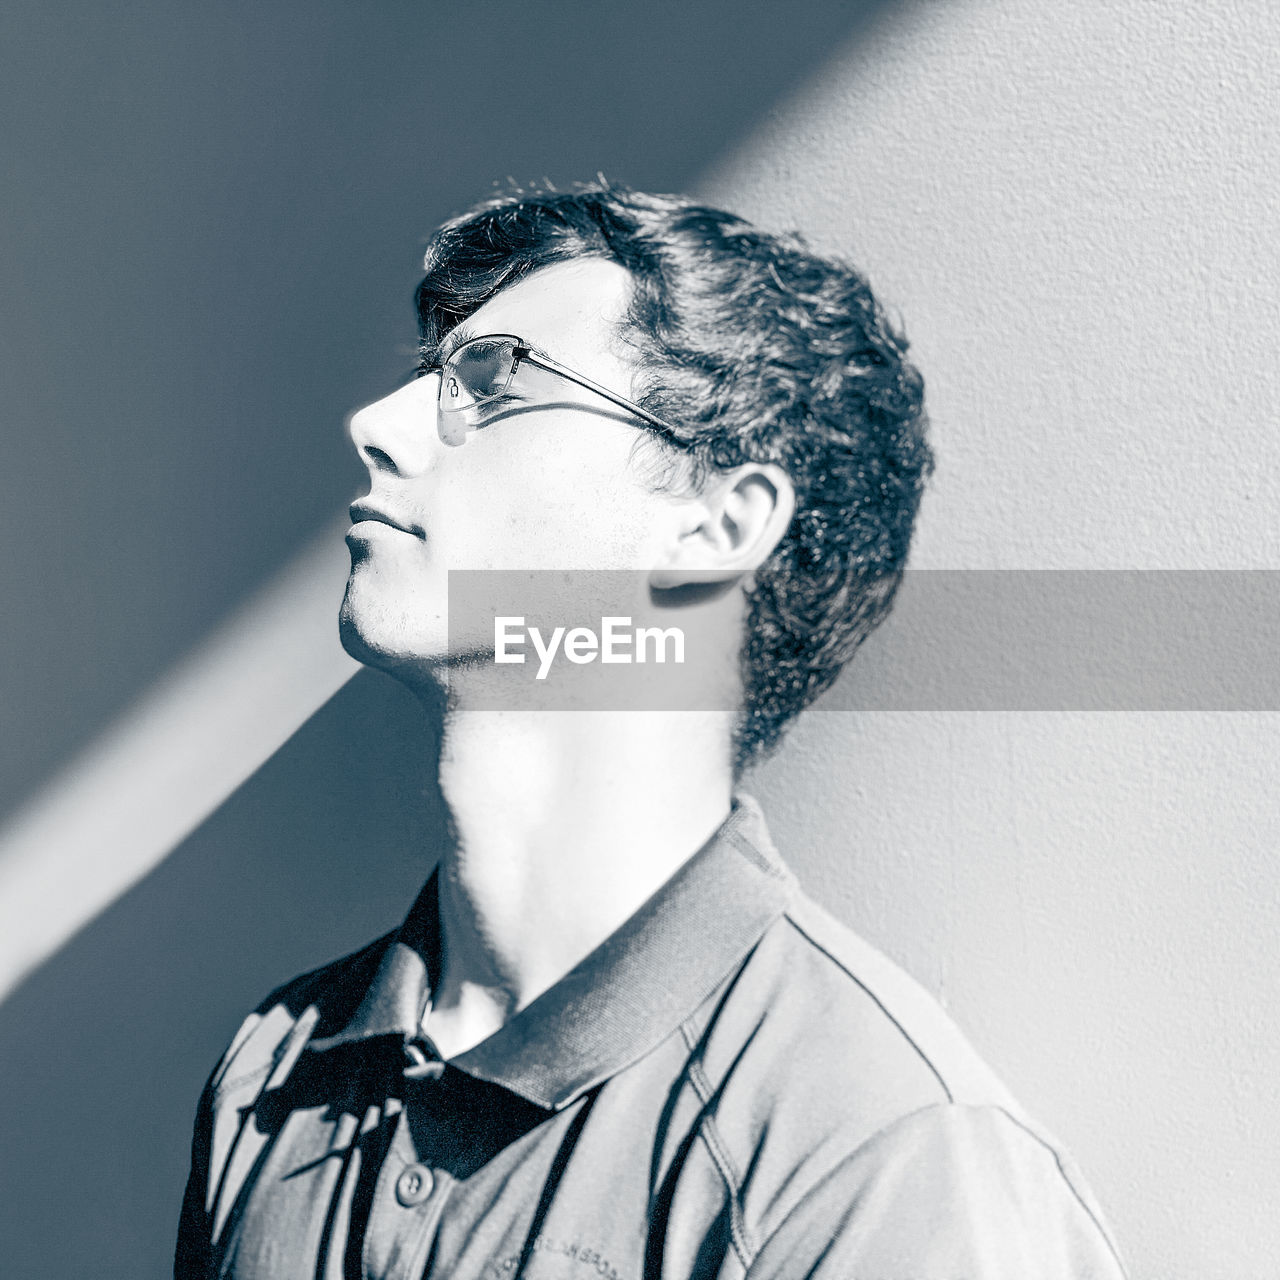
top-left (423, 707), bottom-right (733, 1058)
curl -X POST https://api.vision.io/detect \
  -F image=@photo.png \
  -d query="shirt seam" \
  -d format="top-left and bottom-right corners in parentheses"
top-left (214, 1005), bottom-right (319, 1098)
top-left (213, 1059), bottom-right (273, 1099)
top-left (993, 1105), bottom-right (1130, 1274)
top-left (749, 1101), bottom-right (1128, 1277)
top-left (679, 1018), bottom-right (758, 1270)
top-left (781, 910), bottom-right (955, 1104)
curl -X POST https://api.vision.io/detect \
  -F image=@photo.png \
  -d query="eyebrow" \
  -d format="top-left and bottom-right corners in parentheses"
top-left (431, 320), bottom-right (484, 366)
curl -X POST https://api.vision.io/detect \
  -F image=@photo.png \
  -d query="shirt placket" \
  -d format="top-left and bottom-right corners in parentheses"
top-left (361, 1047), bottom-right (453, 1280)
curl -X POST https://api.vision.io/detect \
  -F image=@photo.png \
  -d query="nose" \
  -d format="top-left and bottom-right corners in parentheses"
top-left (347, 375), bottom-right (440, 476)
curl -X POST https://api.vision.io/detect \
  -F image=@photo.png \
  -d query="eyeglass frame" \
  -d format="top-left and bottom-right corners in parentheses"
top-left (419, 332), bottom-right (685, 446)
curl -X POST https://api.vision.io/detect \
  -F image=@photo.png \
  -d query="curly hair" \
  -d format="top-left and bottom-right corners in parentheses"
top-left (415, 183), bottom-right (933, 773)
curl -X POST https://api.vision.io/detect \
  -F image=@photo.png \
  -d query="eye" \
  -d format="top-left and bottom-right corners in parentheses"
top-left (444, 338), bottom-right (519, 406)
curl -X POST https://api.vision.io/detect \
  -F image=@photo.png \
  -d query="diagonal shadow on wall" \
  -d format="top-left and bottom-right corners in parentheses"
top-left (0, 1), bottom-right (909, 1274)
top-left (0, 672), bottom-right (439, 1276)
top-left (1, 0), bottom-right (902, 820)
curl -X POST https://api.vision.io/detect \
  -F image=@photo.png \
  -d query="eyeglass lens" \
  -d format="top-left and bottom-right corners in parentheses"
top-left (440, 338), bottom-right (519, 415)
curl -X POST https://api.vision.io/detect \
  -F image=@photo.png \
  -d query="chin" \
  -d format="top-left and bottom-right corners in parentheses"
top-left (338, 585), bottom-right (449, 688)
top-left (337, 595), bottom-right (381, 666)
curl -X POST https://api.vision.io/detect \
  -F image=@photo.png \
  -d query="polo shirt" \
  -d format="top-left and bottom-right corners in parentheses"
top-left (175, 795), bottom-right (1128, 1279)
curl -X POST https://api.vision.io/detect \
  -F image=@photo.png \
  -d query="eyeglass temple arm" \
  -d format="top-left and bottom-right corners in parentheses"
top-left (516, 346), bottom-right (683, 442)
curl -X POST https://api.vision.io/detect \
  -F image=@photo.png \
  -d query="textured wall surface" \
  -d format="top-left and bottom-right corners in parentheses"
top-left (701, 2), bottom-right (1280, 1275)
top-left (1, 1), bottom-right (1276, 1277)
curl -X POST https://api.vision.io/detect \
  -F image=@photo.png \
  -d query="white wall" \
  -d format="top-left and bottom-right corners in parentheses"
top-left (699, 2), bottom-right (1280, 1276)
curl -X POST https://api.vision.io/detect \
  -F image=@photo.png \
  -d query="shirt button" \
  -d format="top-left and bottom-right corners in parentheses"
top-left (395, 1164), bottom-right (434, 1207)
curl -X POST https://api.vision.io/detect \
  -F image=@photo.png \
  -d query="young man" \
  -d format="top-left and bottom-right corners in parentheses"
top-left (176, 186), bottom-right (1127, 1278)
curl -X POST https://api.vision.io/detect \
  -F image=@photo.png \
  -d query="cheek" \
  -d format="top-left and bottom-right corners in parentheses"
top-left (457, 437), bottom-right (660, 561)
top-left (540, 478), bottom-right (662, 565)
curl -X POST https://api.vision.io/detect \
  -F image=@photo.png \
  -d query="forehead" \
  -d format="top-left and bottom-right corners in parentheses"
top-left (452, 257), bottom-right (635, 366)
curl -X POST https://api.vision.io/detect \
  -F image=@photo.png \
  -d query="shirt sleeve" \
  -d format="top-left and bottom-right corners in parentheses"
top-left (744, 1103), bottom-right (1128, 1280)
top-left (174, 1067), bottom-right (217, 1280)
top-left (173, 1007), bottom-right (274, 1280)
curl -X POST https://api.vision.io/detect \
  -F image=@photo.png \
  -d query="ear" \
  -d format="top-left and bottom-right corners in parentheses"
top-left (649, 463), bottom-right (796, 590)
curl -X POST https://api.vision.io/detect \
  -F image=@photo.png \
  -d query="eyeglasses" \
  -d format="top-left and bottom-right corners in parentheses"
top-left (421, 332), bottom-right (684, 448)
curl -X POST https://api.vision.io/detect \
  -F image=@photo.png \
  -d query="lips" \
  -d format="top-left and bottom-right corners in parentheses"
top-left (348, 500), bottom-right (422, 537)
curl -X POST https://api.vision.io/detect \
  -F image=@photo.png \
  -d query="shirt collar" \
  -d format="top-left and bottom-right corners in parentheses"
top-left (314, 794), bottom-right (795, 1110)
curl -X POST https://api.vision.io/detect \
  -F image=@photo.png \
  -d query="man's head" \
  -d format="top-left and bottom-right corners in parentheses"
top-left (342, 183), bottom-right (932, 772)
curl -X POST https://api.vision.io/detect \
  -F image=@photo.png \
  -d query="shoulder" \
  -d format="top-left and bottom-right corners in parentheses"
top-left (686, 889), bottom-right (1125, 1272)
top-left (691, 887), bottom-right (1020, 1144)
top-left (206, 932), bottom-right (392, 1100)
top-left (778, 892), bottom-right (1022, 1106)
top-left (746, 1101), bottom-right (1128, 1277)
top-left (178, 933), bottom-right (397, 1262)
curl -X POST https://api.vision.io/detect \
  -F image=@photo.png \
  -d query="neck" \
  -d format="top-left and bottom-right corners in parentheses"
top-left (423, 705), bottom-right (734, 1058)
